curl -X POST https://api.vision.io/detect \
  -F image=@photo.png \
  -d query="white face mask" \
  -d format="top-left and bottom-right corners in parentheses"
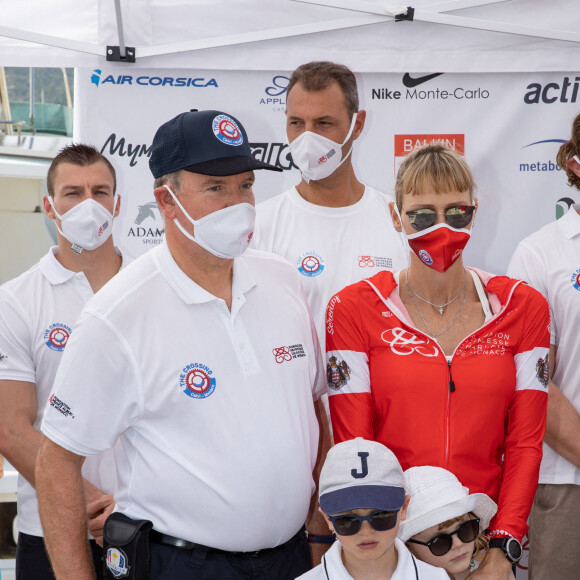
top-left (164, 185), bottom-right (255, 259)
top-left (288, 115), bottom-right (357, 183)
top-left (47, 195), bottom-right (116, 254)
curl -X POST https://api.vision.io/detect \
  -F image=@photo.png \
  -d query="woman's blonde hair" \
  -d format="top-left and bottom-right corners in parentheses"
top-left (395, 143), bottom-right (475, 211)
top-left (556, 112), bottom-right (580, 190)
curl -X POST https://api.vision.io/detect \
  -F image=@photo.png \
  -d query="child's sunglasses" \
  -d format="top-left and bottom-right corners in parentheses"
top-left (327, 510), bottom-right (399, 536)
top-left (406, 205), bottom-right (475, 231)
top-left (407, 517), bottom-right (480, 556)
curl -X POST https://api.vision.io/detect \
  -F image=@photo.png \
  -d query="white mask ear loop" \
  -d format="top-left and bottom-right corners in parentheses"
top-left (163, 184), bottom-right (198, 242)
top-left (393, 203), bottom-right (411, 269)
top-left (46, 195), bottom-right (66, 239)
top-left (336, 114), bottom-right (357, 166)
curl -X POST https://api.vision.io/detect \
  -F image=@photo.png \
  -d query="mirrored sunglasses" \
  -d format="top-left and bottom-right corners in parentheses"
top-left (407, 517), bottom-right (480, 556)
top-left (328, 510), bottom-right (399, 536)
top-left (406, 205), bottom-right (475, 231)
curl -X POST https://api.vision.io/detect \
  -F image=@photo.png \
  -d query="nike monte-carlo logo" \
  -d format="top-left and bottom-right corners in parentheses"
top-left (402, 73), bottom-right (444, 87)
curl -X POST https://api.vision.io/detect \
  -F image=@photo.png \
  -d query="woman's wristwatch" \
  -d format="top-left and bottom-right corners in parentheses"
top-left (488, 537), bottom-right (523, 563)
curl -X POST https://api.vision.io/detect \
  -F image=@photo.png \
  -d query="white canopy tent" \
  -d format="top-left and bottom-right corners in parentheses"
top-left (0, 0), bottom-right (579, 72)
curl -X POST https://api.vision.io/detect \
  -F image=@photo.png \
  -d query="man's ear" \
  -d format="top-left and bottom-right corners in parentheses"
top-left (154, 185), bottom-right (177, 220)
top-left (353, 109), bottom-right (366, 141)
top-left (566, 156), bottom-right (580, 179)
top-left (43, 195), bottom-right (56, 220)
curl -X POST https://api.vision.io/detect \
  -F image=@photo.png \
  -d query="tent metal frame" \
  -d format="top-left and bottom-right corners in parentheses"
top-left (0, 0), bottom-right (577, 63)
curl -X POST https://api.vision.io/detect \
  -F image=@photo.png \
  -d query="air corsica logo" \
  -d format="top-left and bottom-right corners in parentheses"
top-left (90, 69), bottom-right (218, 88)
top-left (106, 547), bottom-right (130, 578)
top-left (297, 252), bottom-right (325, 277)
top-left (212, 115), bottom-right (243, 146)
top-left (326, 355), bottom-right (351, 390)
top-left (180, 363), bottom-right (216, 399)
top-left (44, 323), bottom-right (72, 352)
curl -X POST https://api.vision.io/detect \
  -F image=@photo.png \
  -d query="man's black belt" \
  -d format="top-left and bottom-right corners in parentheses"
top-left (149, 526), bottom-right (305, 558)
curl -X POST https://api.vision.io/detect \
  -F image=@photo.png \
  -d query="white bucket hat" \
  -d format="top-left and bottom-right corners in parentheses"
top-left (398, 466), bottom-right (497, 542)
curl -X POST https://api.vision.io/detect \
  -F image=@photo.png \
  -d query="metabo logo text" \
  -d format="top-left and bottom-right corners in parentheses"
top-left (372, 73), bottom-right (489, 101)
top-left (91, 69), bottom-right (218, 88)
top-left (519, 140), bottom-right (565, 174)
top-left (524, 76), bottom-right (580, 104)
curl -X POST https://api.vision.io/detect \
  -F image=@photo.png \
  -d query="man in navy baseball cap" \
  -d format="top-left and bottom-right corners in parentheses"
top-left (149, 109), bottom-right (282, 178)
top-left (35, 106), bottom-right (332, 580)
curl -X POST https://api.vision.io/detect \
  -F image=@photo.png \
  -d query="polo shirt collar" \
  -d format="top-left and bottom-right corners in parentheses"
top-left (39, 246), bottom-right (77, 285)
top-left (558, 204), bottom-right (580, 239)
top-left (157, 242), bottom-right (256, 305)
top-left (39, 245), bottom-right (125, 286)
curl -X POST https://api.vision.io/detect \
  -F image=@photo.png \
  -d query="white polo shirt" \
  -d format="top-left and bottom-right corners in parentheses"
top-left (507, 205), bottom-right (580, 485)
top-left (42, 243), bottom-right (325, 552)
top-left (296, 538), bottom-right (449, 579)
top-left (0, 247), bottom-right (119, 536)
top-left (253, 186), bottom-right (408, 351)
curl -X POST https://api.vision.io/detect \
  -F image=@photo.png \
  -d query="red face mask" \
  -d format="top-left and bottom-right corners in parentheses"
top-left (407, 223), bottom-right (471, 273)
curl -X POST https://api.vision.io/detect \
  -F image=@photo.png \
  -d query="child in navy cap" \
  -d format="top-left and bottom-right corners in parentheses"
top-left (297, 438), bottom-right (448, 579)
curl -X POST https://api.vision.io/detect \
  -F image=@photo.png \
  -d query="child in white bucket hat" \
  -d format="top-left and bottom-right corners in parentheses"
top-left (399, 466), bottom-right (511, 580)
top-left (297, 438), bottom-right (448, 579)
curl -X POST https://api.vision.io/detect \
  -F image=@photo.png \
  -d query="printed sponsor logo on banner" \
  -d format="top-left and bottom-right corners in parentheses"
top-left (556, 197), bottom-right (575, 220)
top-left (101, 134), bottom-right (151, 168)
top-left (127, 201), bottom-right (164, 247)
top-left (519, 139), bottom-right (564, 179)
top-left (394, 134), bottom-right (464, 175)
top-left (371, 73), bottom-right (489, 101)
top-left (524, 76), bottom-right (580, 104)
top-left (251, 142), bottom-right (297, 171)
top-left (100, 133), bottom-right (295, 172)
top-left (90, 69), bottom-right (218, 88)
top-left (260, 75), bottom-right (289, 110)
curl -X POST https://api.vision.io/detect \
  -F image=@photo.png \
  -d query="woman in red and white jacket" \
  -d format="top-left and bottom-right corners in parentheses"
top-left (325, 143), bottom-right (549, 579)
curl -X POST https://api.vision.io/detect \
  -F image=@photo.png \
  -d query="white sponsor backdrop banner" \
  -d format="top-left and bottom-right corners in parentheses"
top-left (76, 67), bottom-right (579, 273)
top-left (77, 68), bottom-right (580, 576)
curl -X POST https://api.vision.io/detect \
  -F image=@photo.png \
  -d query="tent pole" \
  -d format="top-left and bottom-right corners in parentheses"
top-left (113, 0), bottom-right (127, 59)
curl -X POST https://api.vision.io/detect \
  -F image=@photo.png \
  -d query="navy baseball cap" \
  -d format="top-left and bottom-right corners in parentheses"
top-left (149, 109), bottom-right (282, 178)
top-left (319, 438), bottom-right (406, 515)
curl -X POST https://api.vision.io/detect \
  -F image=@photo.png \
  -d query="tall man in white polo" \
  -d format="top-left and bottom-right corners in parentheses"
top-left (36, 109), bottom-right (331, 580)
top-left (253, 61), bottom-right (407, 354)
top-left (0, 144), bottom-right (123, 579)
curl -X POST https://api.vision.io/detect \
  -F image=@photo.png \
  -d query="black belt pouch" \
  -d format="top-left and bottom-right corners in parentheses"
top-left (103, 512), bottom-right (153, 580)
